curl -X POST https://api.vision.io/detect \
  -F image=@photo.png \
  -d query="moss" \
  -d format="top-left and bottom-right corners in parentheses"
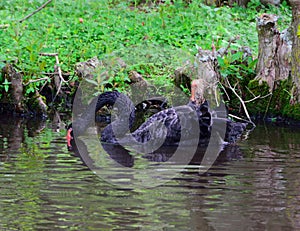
top-left (246, 80), bottom-right (271, 115)
top-left (224, 76), bottom-right (300, 120)
top-left (247, 79), bottom-right (300, 119)
top-left (283, 103), bottom-right (300, 120)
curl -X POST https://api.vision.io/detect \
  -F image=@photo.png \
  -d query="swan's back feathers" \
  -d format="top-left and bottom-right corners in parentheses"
top-left (121, 104), bottom-right (210, 146)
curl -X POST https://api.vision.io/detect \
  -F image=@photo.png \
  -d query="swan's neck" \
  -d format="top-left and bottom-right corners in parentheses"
top-left (73, 91), bottom-right (135, 136)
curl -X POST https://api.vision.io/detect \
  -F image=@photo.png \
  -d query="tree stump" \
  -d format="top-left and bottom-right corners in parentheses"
top-left (260, 0), bottom-right (281, 6)
top-left (194, 47), bottom-right (220, 107)
top-left (289, 0), bottom-right (300, 103)
top-left (255, 13), bottom-right (292, 90)
top-left (1, 64), bottom-right (49, 115)
top-left (75, 56), bottom-right (103, 80)
top-left (1, 64), bottom-right (24, 112)
top-left (175, 45), bottom-right (232, 108)
top-left (204, 0), bottom-right (250, 7)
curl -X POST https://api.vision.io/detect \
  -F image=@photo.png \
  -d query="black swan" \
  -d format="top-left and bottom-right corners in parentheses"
top-left (67, 87), bottom-right (246, 151)
top-left (67, 90), bottom-right (212, 150)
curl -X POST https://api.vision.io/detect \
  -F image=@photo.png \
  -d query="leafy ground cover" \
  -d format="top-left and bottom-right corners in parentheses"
top-left (0, 0), bottom-right (292, 112)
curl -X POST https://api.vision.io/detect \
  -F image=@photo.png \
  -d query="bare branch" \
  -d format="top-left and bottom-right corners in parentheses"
top-left (244, 93), bottom-right (272, 103)
top-left (0, 24), bottom-right (9, 29)
top-left (260, 93), bottom-right (272, 99)
top-left (24, 77), bottom-right (49, 86)
top-left (228, 114), bottom-right (252, 124)
top-left (219, 83), bottom-right (231, 100)
top-left (38, 78), bottom-right (49, 94)
top-left (218, 36), bottom-right (240, 57)
top-left (245, 86), bottom-right (257, 98)
top-left (39, 52), bottom-right (68, 83)
top-left (225, 77), bottom-right (255, 126)
top-left (54, 55), bottom-right (68, 83)
top-left (244, 95), bottom-right (261, 103)
top-left (39, 52), bottom-right (58, 57)
top-left (19, 0), bottom-right (53, 23)
top-left (39, 52), bottom-right (70, 103)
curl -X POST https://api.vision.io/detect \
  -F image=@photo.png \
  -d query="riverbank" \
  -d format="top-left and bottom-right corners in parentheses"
top-left (1, 0), bottom-right (298, 121)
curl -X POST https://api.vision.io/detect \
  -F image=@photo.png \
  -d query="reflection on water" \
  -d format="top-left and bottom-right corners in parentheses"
top-left (0, 115), bottom-right (300, 230)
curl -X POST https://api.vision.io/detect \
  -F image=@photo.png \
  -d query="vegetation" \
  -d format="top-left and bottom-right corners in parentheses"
top-left (0, 0), bottom-right (294, 119)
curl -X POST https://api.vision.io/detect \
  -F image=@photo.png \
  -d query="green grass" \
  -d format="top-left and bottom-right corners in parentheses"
top-left (0, 0), bottom-right (292, 97)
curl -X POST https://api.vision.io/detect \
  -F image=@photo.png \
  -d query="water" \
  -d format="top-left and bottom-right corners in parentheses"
top-left (0, 114), bottom-right (300, 230)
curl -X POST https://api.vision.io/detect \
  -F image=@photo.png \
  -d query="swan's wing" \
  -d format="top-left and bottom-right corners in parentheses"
top-left (131, 105), bottom-right (200, 145)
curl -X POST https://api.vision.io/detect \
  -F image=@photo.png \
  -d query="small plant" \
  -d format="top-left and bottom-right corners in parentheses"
top-left (0, 64), bottom-right (11, 94)
top-left (2, 78), bottom-right (11, 92)
top-left (217, 51), bottom-right (257, 79)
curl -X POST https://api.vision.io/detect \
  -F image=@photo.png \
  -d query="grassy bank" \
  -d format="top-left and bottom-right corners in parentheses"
top-left (0, 0), bottom-right (293, 116)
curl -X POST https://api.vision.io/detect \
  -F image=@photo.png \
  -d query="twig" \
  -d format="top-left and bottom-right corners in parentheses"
top-left (225, 77), bottom-right (255, 126)
top-left (54, 55), bottom-right (68, 83)
top-left (0, 24), bottom-right (9, 29)
top-left (218, 36), bottom-right (240, 57)
top-left (219, 82), bottom-right (230, 100)
top-left (244, 95), bottom-right (261, 103)
top-left (264, 91), bottom-right (273, 120)
top-left (39, 52), bottom-right (70, 103)
top-left (24, 77), bottom-right (49, 86)
top-left (245, 86), bottom-right (257, 98)
top-left (19, 0), bottom-right (53, 23)
top-left (39, 52), bottom-right (68, 83)
top-left (38, 78), bottom-right (49, 94)
top-left (244, 93), bottom-right (272, 103)
top-left (228, 113), bottom-right (252, 124)
top-left (260, 93), bottom-right (272, 99)
top-left (39, 52), bottom-right (58, 57)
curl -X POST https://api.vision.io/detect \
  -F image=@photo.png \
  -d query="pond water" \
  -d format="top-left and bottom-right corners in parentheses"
top-left (0, 114), bottom-right (300, 230)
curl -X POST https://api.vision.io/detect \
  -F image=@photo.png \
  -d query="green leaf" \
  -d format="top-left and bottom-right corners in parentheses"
top-left (39, 61), bottom-right (46, 71)
top-left (231, 52), bottom-right (242, 62)
top-left (217, 56), bottom-right (225, 67)
top-left (0, 62), bottom-right (5, 70)
top-left (3, 78), bottom-right (11, 92)
top-left (26, 86), bottom-right (35, 94)
top-left (248, 59), bottom-right (258, 69)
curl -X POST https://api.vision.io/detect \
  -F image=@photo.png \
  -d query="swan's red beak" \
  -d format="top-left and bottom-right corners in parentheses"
top-left (66, 127), bottom-right (73, 151)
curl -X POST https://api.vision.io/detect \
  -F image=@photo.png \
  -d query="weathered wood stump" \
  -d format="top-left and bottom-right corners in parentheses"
top-left (75, 56), bottom-right (103, 80)
top-left (255, 13), bottom-right (292, 90)
top-left (1, 64), bottom-right (24, 113)
top-left (290, 0), bottom-right (300, 104)
top-left (175, 44), bottom-right (245, 108)
top-left (204, 0), bottom-right (250, 7)
top-left (1, 64), bottom-right (47, 115)
top-left (260, 0), bottom-right (281, 6)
